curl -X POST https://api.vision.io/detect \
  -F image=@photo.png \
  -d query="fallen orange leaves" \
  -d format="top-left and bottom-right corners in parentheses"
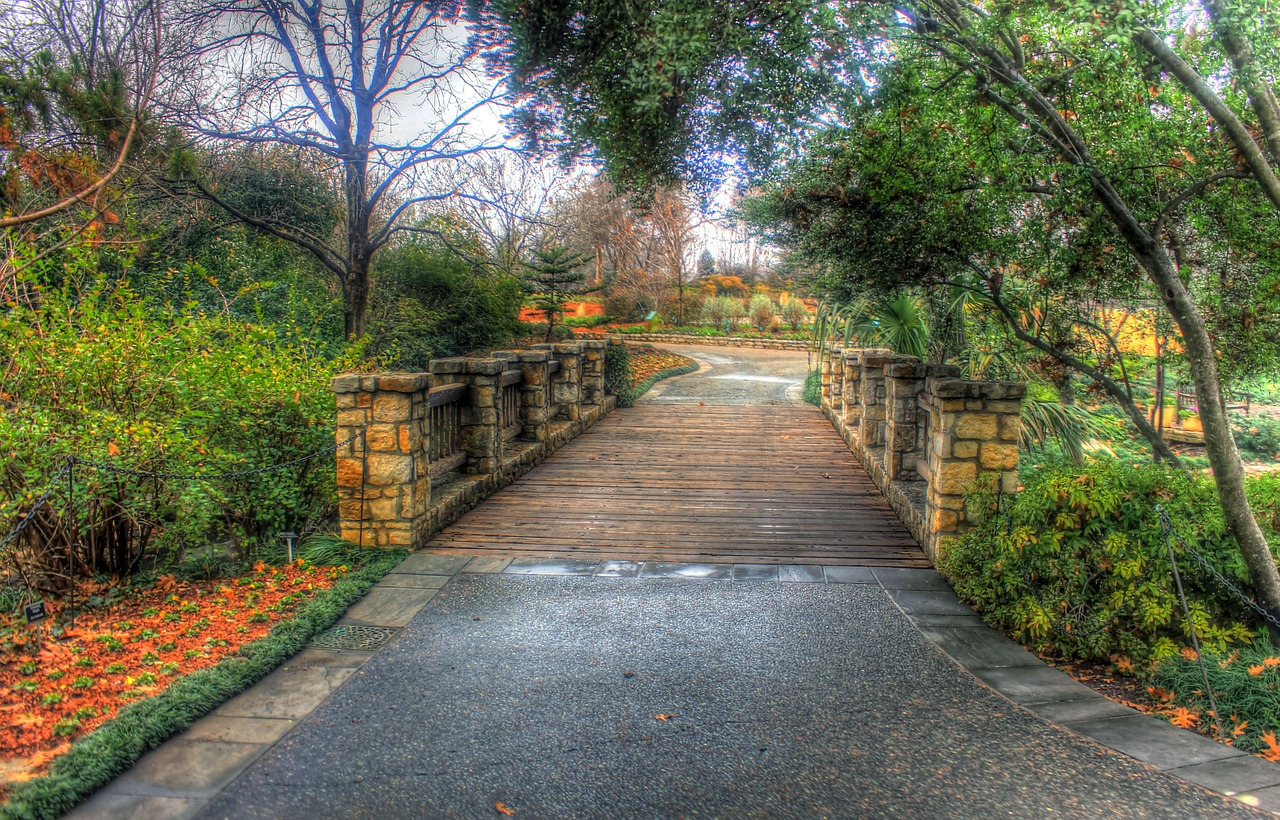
top-left (495, 802), bottom-right (516, 815)
top-left (1169, 707), bottom-right (1200, 729)
top-left (1261, 732), bottom-right (1280, 763)
top-left (628, 348), bottom-right (695, 387)
top-left (1, 561), bottom-right (345, 793)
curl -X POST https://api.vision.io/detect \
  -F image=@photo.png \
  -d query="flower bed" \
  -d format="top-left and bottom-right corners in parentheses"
top-left (0, 562), bottom-right (347, 793)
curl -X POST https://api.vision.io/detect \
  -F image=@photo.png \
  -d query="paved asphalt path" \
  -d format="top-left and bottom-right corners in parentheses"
top-left (197, 576), bottom-right (1252, 819)
top-left (636, 343), bottom-right (810, 406)
top-left (193, 346), bottom-right (1256, 818)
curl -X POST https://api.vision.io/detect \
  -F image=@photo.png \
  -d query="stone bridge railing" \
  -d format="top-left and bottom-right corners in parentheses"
top-left (331, 339), bottom-right (618, 549)
top-left (816, 346), bottom-right (1025, 561)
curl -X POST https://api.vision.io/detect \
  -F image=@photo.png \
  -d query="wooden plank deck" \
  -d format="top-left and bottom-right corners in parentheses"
top-left (424, 404), bottom-right (929, 567)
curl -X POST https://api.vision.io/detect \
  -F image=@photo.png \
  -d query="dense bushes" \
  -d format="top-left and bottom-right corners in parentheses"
top-left (940, 458), bottom-right (1276, 668)
top-left (0, 266), bottom-right (354, 582)
top-left (1232, 413), bottom-right (1280, 463)
top-left (802, 371), bottom-right (822, 406)
top-left (604, 342), bottom-right (634, 406)
top-left (366, 241), bottom-right (522, 369)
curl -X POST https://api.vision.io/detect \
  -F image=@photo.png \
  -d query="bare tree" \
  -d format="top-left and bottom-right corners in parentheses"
top-left (0, 0), bottom-right (162, 217)
top-left (174, 0), bottom-right (507, 338)
top-left (645, 187), bottom-right (704, 325)
top-left (442, 152), bottom-right (570, 278)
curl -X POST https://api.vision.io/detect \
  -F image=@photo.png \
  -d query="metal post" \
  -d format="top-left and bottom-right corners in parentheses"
top-left (67, 456), bottom-right (76, 629)
top-left (1166, 539), bottom-right (1224, 739)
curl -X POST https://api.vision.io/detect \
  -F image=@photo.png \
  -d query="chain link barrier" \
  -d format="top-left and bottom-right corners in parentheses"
top-left (0, 458), bottom-right (73, 558)
top-left (1156, 504), bottom-right (1280, 632)
top-left (0, 429), bottom-right (364, 563)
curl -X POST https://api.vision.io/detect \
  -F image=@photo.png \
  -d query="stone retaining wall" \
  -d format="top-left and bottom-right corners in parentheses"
top-left (333, 340), bottom-right (617, 550)
top-left (577, 332), bottom-right (809, 350)
top-left (816, 345), bottom-right (1025, 562)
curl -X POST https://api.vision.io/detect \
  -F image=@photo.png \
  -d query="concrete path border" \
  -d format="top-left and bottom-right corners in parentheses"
top-left (70, 553), bottom-right (1280, 818)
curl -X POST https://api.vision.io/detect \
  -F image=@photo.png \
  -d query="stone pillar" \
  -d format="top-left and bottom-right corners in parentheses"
top-left (923, 378), bottom-right (1025, 560)
top-left (819, 345), bottom-right (835, 409)
top-left (428, 357), bottom-right (506, 475)
top-left (841, 350), bottom-right (863, 440)
top-left (885, 360), bottom-right (961, 481)
top-left (499, 349), bottom-right (553, 444)
top-left (534, 342), bottom-right (583, 424)
top-left (826, 345), bottom-right (844, 425)
top-left (580, 340), bottom-right (607, 422)
top-left (857, 349), bottom-right (896, 451)
top-left (331, 373), bottom-right (431, 549)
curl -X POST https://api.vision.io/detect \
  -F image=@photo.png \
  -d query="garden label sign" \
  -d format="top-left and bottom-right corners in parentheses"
top-left (24, 600), bottom-right (47, 624)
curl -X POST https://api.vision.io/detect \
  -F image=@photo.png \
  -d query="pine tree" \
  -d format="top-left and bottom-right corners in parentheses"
top-left (523, 246), bottom-right (595, 341)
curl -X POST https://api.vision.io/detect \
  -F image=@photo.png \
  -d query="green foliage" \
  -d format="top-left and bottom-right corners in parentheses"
top-left (492, 0), bottom-right (832, 194)
top-left (0, 551), bottom-right (405, 820)
top-left (802, 370), bottom-right (822, 407)
top-left (1153, 641), bottom-right (1280, 756)
top-left (700, 296), bottom-right (744, 327)
top-left (940, 460), bottom-right (1275, 668)
top-left (812, 294), bottom-right (929, 359)
top-left (521, 246), bottom-right (595, 341)
top-left (780, 299), bottom-right (808, 331)
top-left (1232, 414), bottom-right (1280, 463)
top-left (604, 343), bottom-right (634, 407)
top-left (368, 239), bottom-right (522, 368)
top-left (1019, 398), bottom-right (1121, 463)
top-left (747, 294), bottom-right (778, 330)
top-left (0, 257), bottom-right (355, 579)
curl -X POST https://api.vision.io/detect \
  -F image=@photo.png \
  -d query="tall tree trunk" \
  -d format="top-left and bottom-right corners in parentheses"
top-left (1087, 173), bottom-right (1280, 639)
top-left (344, 157), bottom-right (373, 339)
top-left (947, 14), bottom-right (1280, 632)
top-left (1200, 0), bottom-right (1280, 166)
top-left (343, 265), bottom-right (370, 339)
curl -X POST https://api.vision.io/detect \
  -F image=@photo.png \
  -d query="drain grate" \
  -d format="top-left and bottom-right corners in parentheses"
top-left (309, 625), bottom-right (400, 651)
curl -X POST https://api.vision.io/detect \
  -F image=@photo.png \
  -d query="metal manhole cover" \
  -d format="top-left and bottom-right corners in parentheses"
top-left (309, 625), bottom-right (400, 651)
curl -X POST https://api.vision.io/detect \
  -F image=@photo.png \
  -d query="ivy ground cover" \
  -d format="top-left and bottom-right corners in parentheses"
top-left (0, 562), bottom-right (346, 794)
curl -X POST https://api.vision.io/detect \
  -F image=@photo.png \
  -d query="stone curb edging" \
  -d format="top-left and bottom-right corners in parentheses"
top-left (69, 557), bottom-right (1280, 818)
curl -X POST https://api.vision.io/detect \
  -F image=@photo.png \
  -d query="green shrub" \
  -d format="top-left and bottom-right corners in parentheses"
top-left (939, 459), bottom-right (1272, 668)
top-left (0, 266), bottom-right (354, 579)
top-left (802, 370), bottom-right (822, 406)
top-left (604, 343), bottom-right (634, 407)
top-left (1152, 640), bottom-right (1280, 755)
top-left (1232, 413), bottom-right (1280, 462)
top-left (562, 315), bottom-right (610, 328)
top-left (367, 240), bottom-right (522, 368)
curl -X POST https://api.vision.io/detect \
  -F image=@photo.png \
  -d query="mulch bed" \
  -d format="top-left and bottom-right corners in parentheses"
top-left (1, 562), bottom-right (347, 792)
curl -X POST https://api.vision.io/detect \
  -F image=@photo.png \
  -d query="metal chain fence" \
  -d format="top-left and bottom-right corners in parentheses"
top-left (0, 428), bottom-right (365, 568)
top-left (1156, 504), bottom-right (1280, 632)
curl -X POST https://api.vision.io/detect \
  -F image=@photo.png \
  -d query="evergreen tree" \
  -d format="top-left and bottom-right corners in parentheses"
top-left (696, 248), bottom-right (716, 279)
top-left (523, 246), bottom-right (595, 341)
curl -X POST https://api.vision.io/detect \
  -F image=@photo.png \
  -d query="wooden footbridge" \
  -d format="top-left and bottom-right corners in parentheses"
top-left (425, 404), bottom-right (927, 567)
top-left (332, 339), bottom-right (1024, 570)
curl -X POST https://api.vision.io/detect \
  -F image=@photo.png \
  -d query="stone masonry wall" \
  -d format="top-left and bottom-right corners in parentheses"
top-left (333, 341), bottom-right (618, 552)
top-left (818, 349), bottom-right (1024, 562)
